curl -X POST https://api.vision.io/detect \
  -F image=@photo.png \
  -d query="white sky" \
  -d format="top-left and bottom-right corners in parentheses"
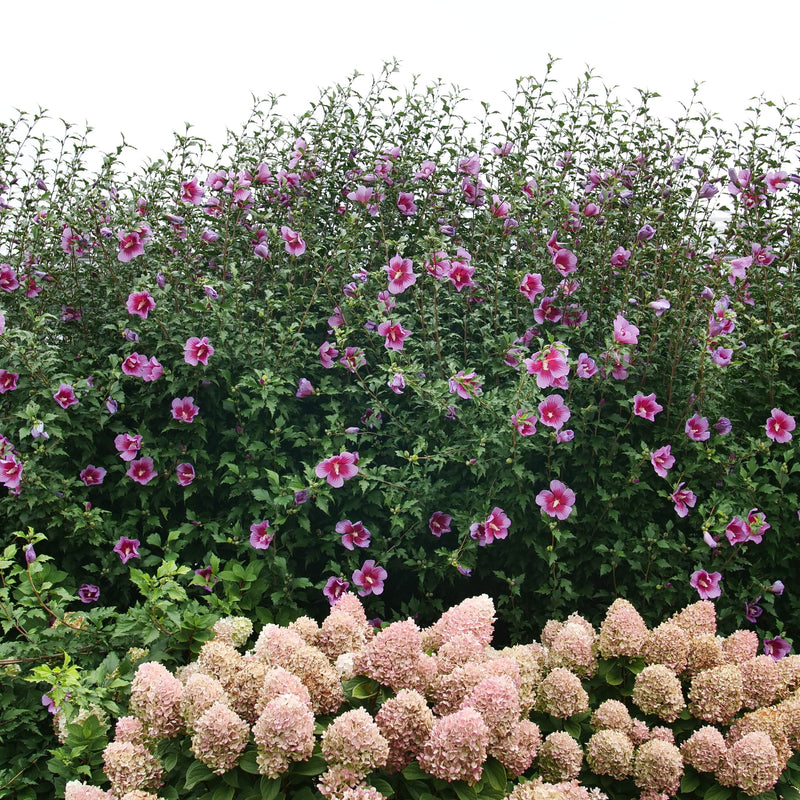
top-left (3, 0), bottom-right (800, 169)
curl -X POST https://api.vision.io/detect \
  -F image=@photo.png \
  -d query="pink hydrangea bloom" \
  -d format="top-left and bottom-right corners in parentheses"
top-left (336, 520), bottom-right (371, 550)
top-left (690, 570), bottom-right (722, 600)
top-left (126, 457), bottom-right (158, 485)
top-left (176, 462), bottom-right (195, 486)
top-left (184, 336), bottom-right (214, 366)
top-left (633, 393), bottom-right (663, 421)
top-left (418, 707), bottom-right (489, 785)
top-left (53, 383), bottom-right (78, 409)
top-left (126, 290), bottom-right (155, 318)
top-left (613, 313), bottom-right (639, 344)
top-left (650, 445), bottom-right (675, 478)
top-left (315, 451), bottom-right (359, 488)
top-left (352, 560), bottom-right (387, 596)
top-left (766, 408), bottom-right (795, 443)
top-left (538, 394), bottom-right (571, 431)
top-left (80, 465), bottom-right (106, 486)
top-left (428, 511), bottom-right (452, 537)
top-left (250, 520), bottom-right (273, 550)
top-left (536, 480), bottom-right (576, 520)
top-left (171, 396), bottom-right (199, 423)
top-left (685, 413), bottom-right (711, 441)
top-left (384, 254), bottom-right (417, 295)
top-left (671, 482), bottom-right (697, 517)
top-left (113, 536), bottom-right (140, 564)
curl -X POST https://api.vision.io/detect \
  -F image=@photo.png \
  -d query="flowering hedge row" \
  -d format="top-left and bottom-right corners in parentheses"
top-left (0, 62), bottom-right (798, 798)
top-left (61, 594), bottom-right (800, 800)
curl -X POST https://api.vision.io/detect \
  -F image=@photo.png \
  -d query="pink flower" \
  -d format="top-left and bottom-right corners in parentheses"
top-left (766, 408), bottom-right (795, 443)
top-left (538, 394), bottom-right (571, 431)
top-left (171, 396), bottom-right (199, 423)
top-left (414, 160), bottom-right (436, 181)
top-left (448, 370), bottom-right (482, 400)
top-left (556, 429), bottom-right (574, 443)
top-left (633, 393), bottom-right (663, 421)
top-left (250, 520), bottom-right (273, 549)
top-left (296, 378), bottom-right (314, 397)
top-left (113, 536), bottom-right (140, 564)
top-left (323, 576), bottom-right (350, 604)
top-left (377, 320), bottom-right (411, 351)
top-left (746, 508), bottom-right (770, 543)
top-left (339, 347), bottom-right (366, 373)
top-left (511, 409), bottom-right (537, 436)
top-left (690, 569), bottom-right (722, 600)
top-left (140, 356), bottom-right (163, 382)
top-left (181, 177), bottom-right (205, 204)
top-left (319, 341), bottom-right (339, 369)
top-left (384, 254), bottom-right (417, 295)
top-left (553, 249), bottom-right (578, 277)
top-left (79, 465), bottom-right (106, 486)
top-left (685, 413), bottom-right (710, 441)
top-left (650, 445), bottom-right (675, 478)
top-left (315, 452), bottom-right (359, 488)
top-left (458, 154), bottom-right (481, 176)
top-left (428, 511), bottom-right (452, 537)
top-left (725, 516), bottom-right (749, 545)
top-left (534, 296), bottom-right (561, 324)
top-left (611, 246), bottom-right (631, 267)
top-left (176, 462), bottom-right (195, 486)
top-left (483, 507), bottom-right (511, 542)
top-left (447, 260), bottom-right (476, 292)
top-left (121, 352), bottom-right (147, 377)
top-left (352, 560), bottom-right (387, 596)
top-left (0, 369), bottom-right (19, 393)
top-left (336, 519), bottom-right (371, 550)
top-left (764, 637), bottom-right (791, 660)
top-left (576, 352), bottom-right (598, 379)
top-left (118, 230), bottom-right (145, 262)
top-left (536, 480), bottom-right (576, 520)
top-left (114, 433), bottom-right (143, 462)
top-left (524, 343), bottom-right (569, 389)
top-left (387, 373), bottom-right (405, 394)
top-left (126, 291), bottom-right (155, 319)
top-left (0, 456), bottom-right (23, 489)
top-left (519, 272), bottom-right (544, 302)
top-left (613, 314), bottom-right (639, 344)
top-left (649, 298), bottom-right (671, 316)
top-left (671, 482), bottom-right (697, 517)
top-left (126, 457), bottom-right (157, 485)
top-left (711, 347), bottom-right (733, 366)
top-left (184, 336), bottom-right (214, 366)
top-left (53, 383), bottom-right (78, 409)
top-left (765, 171), bottom-right (789, 193)
top-left (0, 263), bottom-right (20, 292)
top-left (280, 226), bottom-right (306, 256)
top-left (397, 192), bottom-right (417, 216)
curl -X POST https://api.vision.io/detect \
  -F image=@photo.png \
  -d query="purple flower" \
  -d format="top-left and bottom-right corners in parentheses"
top-left (745, 598), bottom-right (763, 624)
top-left (352, 560), bottom-right (387, 597)
top-left (24, 544), bottom-right (36, 564)
top-left (336, 519), bottom-right (371, 550)
top-left (323, 576), bottom-right (350, 605)
top-left (296, 378), bottom-right (314, 398)
top-left (249, 520), bottom-right (273, 550)
top-left (769, 580), bottom-right (785, 596)
top-left (176, 463), bottom-right (195, 486)
top-left (637, 224), bottom-right (656, 241)
top-left (428, 511), bottom-right (452, 537)
top-left (80, 465), bottom-right (107, 487)
top-left (194, 566), bottom-right (216, 592)
top-left (764, 637), bottom-right (791, 660)
top-left (78, 584), bottom-right (100, 603)
top-left (113, 537), bottom-right (140, 564)
top-left (714, 417), bottom-right (732, 435)
top-left (294, 490), bottom-right (309, 505)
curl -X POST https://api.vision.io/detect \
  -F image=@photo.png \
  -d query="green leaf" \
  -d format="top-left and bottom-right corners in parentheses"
top-left (605, 662), bottom-right (624, 686)
top-left (369, 777), bottom-right (395, 797)
top-left (402, 761), bottom-right (429, 781)
top-left (238, 747), bottom-right (260, 774)
top-left (259, 776), bottom-right (283, 800)
top-left (290, 754), bottom-right (326, 776)
top-left (452, 781), bottom-right (478, 800)
top-left (210, 785), bottom-right (235, 800)
top-left (701, 784), bottom-right (733, 800)
top-left (680, 771), bottom-right (700, 794)
top-left (482, 758), bottom-right (507, 793)
top-left (184, 760), bottom-right (215, 790)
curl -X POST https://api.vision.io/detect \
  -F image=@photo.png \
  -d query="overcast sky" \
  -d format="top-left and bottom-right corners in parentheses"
top-left (3, 0), bottom-right (799, 169)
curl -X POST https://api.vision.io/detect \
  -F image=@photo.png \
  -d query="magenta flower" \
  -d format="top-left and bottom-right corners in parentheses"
top-left (339, 347), bottom-right (366, 373)
top-left (0, 369), bottom-right (19, 393)
top-left (114, 433), bottom-right (143, 462)
top-left (725, 516), bottom-right (749, 545)
top-left (126, 290), bottom-right (155, 318)
top-left (613, 314), bottom-right (639, 345)
top-left (714, 417), bottom-right (732, 435)
top-left (53, 383), bottom-right (78, 409)
top-left (524, 343), bottom-right (570, 389)
top-left (384, 254), bottom-right (417, 295)
top-left (519, 272), bottom-right (544, 302)
top-left (0, 456), bottom-right (22, 489)
top-left (77, 584), bottom-right (100, 603)
top-left (671, 482), bottom-right (697, 517)
top-left (745, 597), bottom-right (763, 624)
top-left (181, 177), bottom-right (205, 205)
top-left (113, 536), bottom-right (141, 564)
top-left (764, 637), bottom-right (791, 660)
top-left (126, 457), bottom-right (158, 485)
top-left (79, 465), bottom-right (107, 487)
top-left (280, 226), bottom-right (306, 256)
top-left (319, 341), bottom-right (339, 369)
top-left (176, 462), bottom-right (195, 486)
top-left (746, 508), bottom-right (770, 543)
top-left (511, 409), bottom-right (537, 437)
top-left (296, 378), bottom-right (314, 397)
top-left (140, 356), bottom-right (163, 382)
top-left (121, 352), bottom-right (147, 377)
top-left (184, 336), bottom-right (214, 366)
top-left (323, 576), bottom-right (350, 604)
top-left (24, 544), bottom-right (36, 564)
top-left (118, 230), bottom-right (145, 262)
top-left (538, 394), bottom-right (571, 431)
top-left (484, 507), bottom-right (511, 543)
top-left (352, 559), bottom-right (387, 597)
top-left (0, 263), bottom-right (20, 292)
top-left (650, 445), bottom-right (675, 478)
top-left (575, 352), bottom-right (598, 379)
top-left (610, 246), bottom-right (631, 267)
top-left (710, 347), bottom-right (733, 366)
top-left (315, 451), bottom-right (359, 488)
top-left (553, 248), bottom-right (578, 277)
top-left (448, 260), bottom-right (476, 292)
top-left (766, 408), bottom-right (795, 443)
top-left (428, 511), bottom-right (452, 537)
top-left (648, 298), bottom-right (671, 316)
top-left (690, 569), bottom-right (722, 600)
top-left (633, 393), bottom-right (663, 421)
top-left (556, 429), bottom-right (574, 443)
top-left (336, 519), bottom-right (371, 550)
top-left (171, 396), bottom-right (199, 423)
top-left (448, 370), bottom-right (482, 400)
top-left (536, 480), bottom-right (576, 520)
top-left (387, 373), bottom-right (405, 394)
top-left (249, 520), bottom-right (273, 550)
top-left (377, 320), bottom-right (411, 350)
top-left (397, 192), bottom-right (417, 216)
top-left (685, 413), bottom-right (710, 442)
